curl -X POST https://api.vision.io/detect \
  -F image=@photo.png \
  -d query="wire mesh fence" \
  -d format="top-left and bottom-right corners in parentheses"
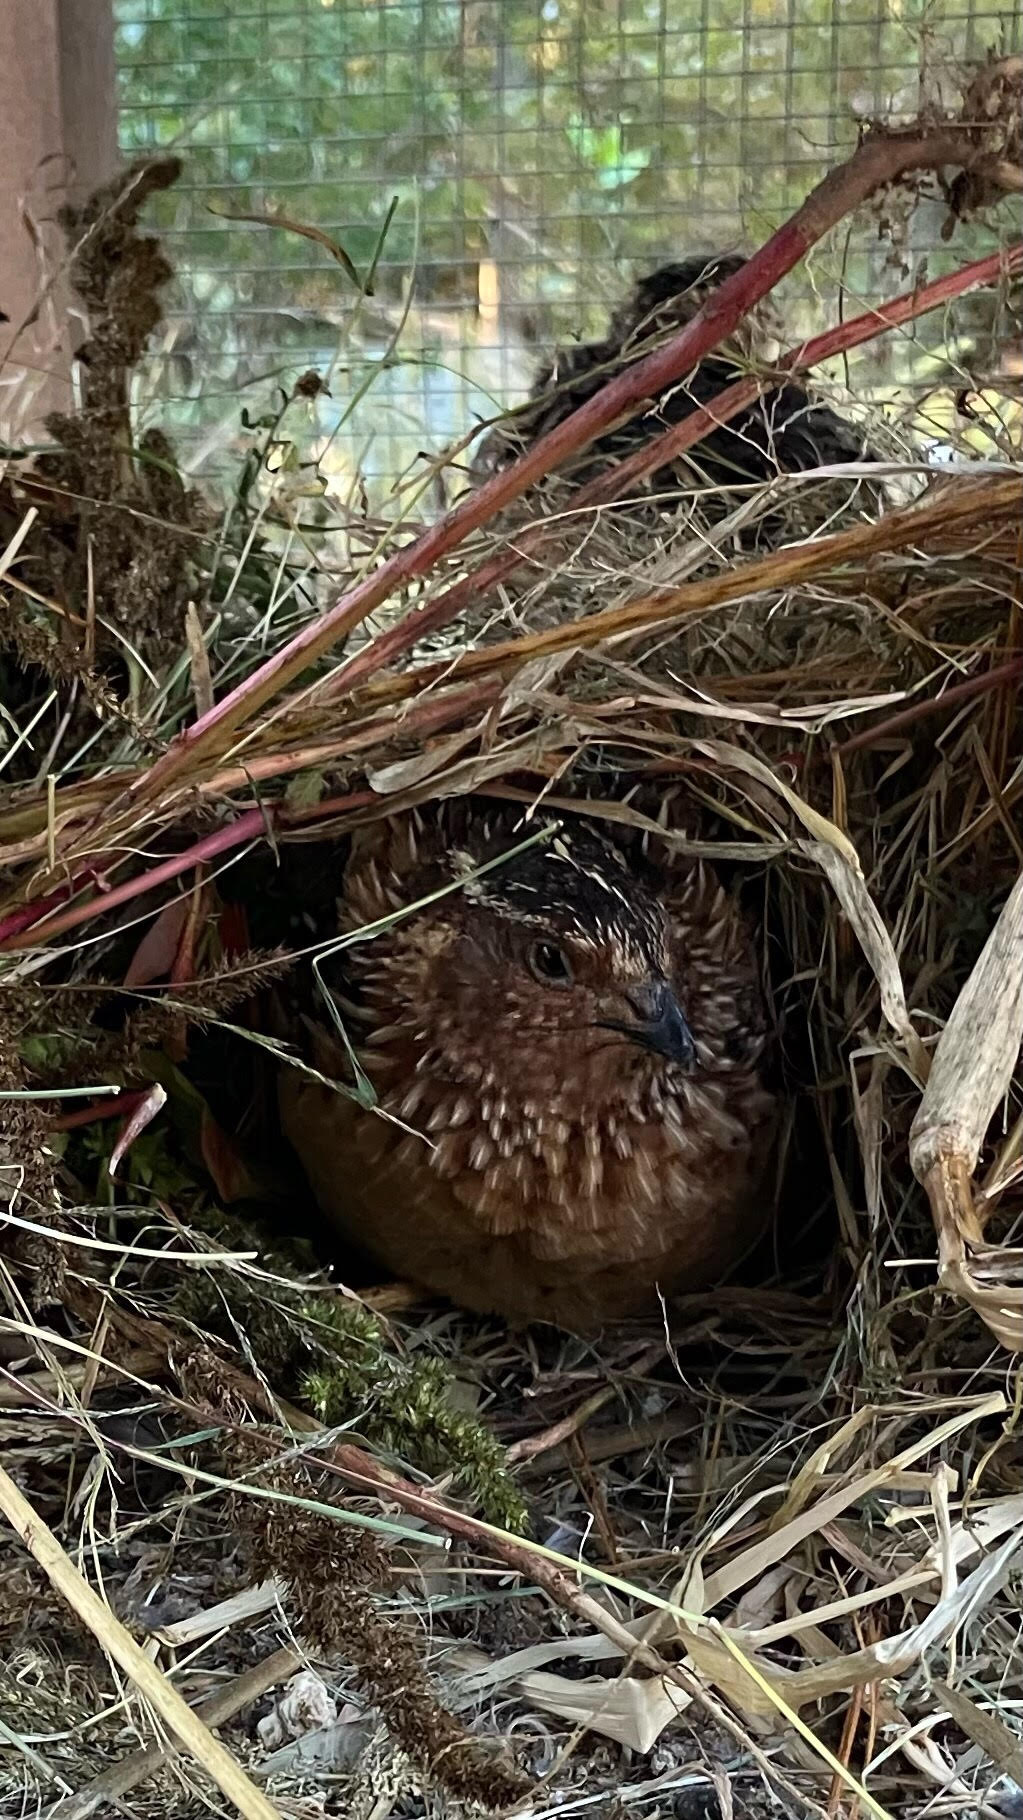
top-left (114, 0), bottom-right (1020, 504)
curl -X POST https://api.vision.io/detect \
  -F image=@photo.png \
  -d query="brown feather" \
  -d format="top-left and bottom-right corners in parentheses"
top-left (279, 806), bottom-right (776, 1331)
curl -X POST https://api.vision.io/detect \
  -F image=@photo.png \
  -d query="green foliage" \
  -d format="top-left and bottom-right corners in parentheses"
top-left (176, 1217), bottom-right (528, 1532)
top-left (114, 0), bottom-right (1020, 499)
top-left (304, 1307), bottom-right (528, 1534)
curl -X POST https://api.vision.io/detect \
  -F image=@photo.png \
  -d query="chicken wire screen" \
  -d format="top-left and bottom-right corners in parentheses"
top-left (114, 0), bottom-right (1018, 503)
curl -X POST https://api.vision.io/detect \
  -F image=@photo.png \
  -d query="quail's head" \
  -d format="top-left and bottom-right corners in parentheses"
top-left (611, 252), bottom-right (776, 365)
top-left (341, 811), bottom-right (765, 1127)
top-left (394, 828), bottom-right (684, 1103)
top-left (616, 252), bottom-right (746, 336)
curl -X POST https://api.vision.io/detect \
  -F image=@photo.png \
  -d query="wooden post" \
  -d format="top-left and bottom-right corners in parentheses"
top-left (0, 0), bottom-right (117, 444)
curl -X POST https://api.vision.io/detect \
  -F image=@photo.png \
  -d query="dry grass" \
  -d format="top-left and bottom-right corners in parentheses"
top-left (0, 68), bottom-right (1021, 1820)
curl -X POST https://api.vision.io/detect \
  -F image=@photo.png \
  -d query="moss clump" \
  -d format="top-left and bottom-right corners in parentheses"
top-left (302, 1300), bottom-right (528, 1533)
top-left (176, 1236), bottom-right (527, 1533)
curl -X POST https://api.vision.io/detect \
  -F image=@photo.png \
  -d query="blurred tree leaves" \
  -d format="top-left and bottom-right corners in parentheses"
top-left (114, 0), bottom-right (1019, 497)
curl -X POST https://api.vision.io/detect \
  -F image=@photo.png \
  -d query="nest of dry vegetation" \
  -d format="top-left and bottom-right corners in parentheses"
top-left (0, 63), bottom-right (1022, 1820)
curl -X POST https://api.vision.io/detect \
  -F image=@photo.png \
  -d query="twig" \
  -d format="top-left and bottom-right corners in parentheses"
top-left (97, 93), bottom-right (1023, 810)
top-left (506, 1340), bottom-right (666, 1463)
top-left (294, 244), bottom-right (1019, 715)
top-left (911, 869), bottom-right (1023, 1348)
top-left (0, 1463), bottom-right (284, 1820)
top-left (827, 1681), bottom-right (866, 1817)
top-left (2, 476), bottom-right (1016, 953)
top-left (44, 1647), bottom-right (303, 1820)
top-left (835, 657), bottom-right (1023, 758)
top-left (505, 1387), bottom-right (619, 1464)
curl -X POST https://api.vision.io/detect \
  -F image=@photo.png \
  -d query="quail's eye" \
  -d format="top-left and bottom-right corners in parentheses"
top-left (527, 940), bottom-right (573, 987)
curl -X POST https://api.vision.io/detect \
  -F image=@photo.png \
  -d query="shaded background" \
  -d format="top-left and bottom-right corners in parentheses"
top-left (114, 0), bottom-right (1020, 502)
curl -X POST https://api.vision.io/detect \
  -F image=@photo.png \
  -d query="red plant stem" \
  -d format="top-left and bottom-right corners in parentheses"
top-left (288, 787), bottom-right (379, 824)
top-left (834, 656), bottom-right (1023, 757)
top-left (107, 123), bottom-right (1013, 812)
top-left (576, 242), bottom-right (1023, 510)
top-left (325, 241), bottom-right (1022, 702)
top-left (0, 858), bottom-right (120, 943)
top-left (0, 682), bottom-right (502, 949)
top-left (53, 1091), bottom-right (147, 1133)
top-left (0, 886), bottom-right (72, 942)
top-left (0, 784), bottom-right (402, 952)
top-left (12, 647), bottom-right (1017, 958)
top-left (0, 812), bottom-right (269, 951)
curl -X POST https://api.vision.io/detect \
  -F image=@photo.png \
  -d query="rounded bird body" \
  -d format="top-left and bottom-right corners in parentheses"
top-left (473, 252), bottom-right (876, 533)
top-left (279, 807), bottom-right (775, 1331)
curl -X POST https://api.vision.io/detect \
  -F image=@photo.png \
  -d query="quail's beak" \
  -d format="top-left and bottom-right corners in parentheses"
top-left (602, 979), bottom-right (696, 1068)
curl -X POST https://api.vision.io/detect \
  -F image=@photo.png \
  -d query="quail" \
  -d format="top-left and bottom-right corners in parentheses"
top-left (473, 252), bottom-right (876, 530)
top-left (278, 806), bottom-right (775, 1331)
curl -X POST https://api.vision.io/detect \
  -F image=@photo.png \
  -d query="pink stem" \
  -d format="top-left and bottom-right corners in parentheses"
top-left (0, 887), bottom-right (72, 942)
top-left (0, 783), bottom-right (396, 952)
top-left (112, 122), bottom-right (1005, 808)
top-left (0, 684), bottom-right (503, 950)
top-left (1, 811), bottom-right (267, 952)
top-left (578, 243), bottom-right (1023, 509)
top-left (327, 242), bottom-right (1023, 697)
top-left (53, 1090), bottom-right (147, 1132)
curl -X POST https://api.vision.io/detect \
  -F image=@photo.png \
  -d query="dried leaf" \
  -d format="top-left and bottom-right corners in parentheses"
top-left (499, 652), bottom-right (574, 708)
top-left (283, 769), bottom-right (327, 813)
top-left (108, 1083), bottom-right (167, 1179)
top-left (368, 723), bottom-right (488, 793)
top-left (185, 601), bottom-right (213, 718)
top-left (939, 1683), bottom-right (1023, 1789)
top-left (681, 1625), bottom-right (795, 1721)
top-left (256, 1669), bottom-right (337, 1748)
top-left (687, 739), bottom-right (926, 1069)
top-left (452, 1631), bottom-right (623, 1692)
top-left (732, 1564), bottom-right (796, 1630)
top-left (768, 1405), bottom-right (879, 1533)
top-left (683, 1524), bottom-right (1023, 1719)
top-left (253, 1714), bottom-right (371, 1778)
top-left (0, 507), bottom-right (39, 581)
top-left (450, 1644), bottom-right (688, 1752)
top-left (123, 898), bottom-right (188, 988)
top-left (509, 1667), bottom-right (689, 1752)
top-left (910, 870), bottom-right (1023, 1346)
top-left (802, 837), bottom-right (924, 1069)
top-left (208, 204), bottom-right (362, 287)
top-left (151, 1581), bottom-right (283, 1648)
top-left (368, 724), bottom-right (569, 806)
top-left (911, 869), bottom-right (1023, 1180)
top-left (690, 738), bottom-right (860, 860)
top-left (700, 1391), bottom-right (1006, 1611)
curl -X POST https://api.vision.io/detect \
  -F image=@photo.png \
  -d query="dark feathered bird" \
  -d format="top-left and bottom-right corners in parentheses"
top-left (278, 806), bottom-right (775, 1331)
top-left (473, 253), bottom-right (874, 525)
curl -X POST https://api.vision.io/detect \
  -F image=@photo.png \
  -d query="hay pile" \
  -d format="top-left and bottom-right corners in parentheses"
top-left (0, 62), bottom-right (1021, 1820)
